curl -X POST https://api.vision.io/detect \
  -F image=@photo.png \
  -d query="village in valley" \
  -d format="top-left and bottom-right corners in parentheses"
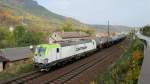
top-left (0, 0), bottom-right (150, 84)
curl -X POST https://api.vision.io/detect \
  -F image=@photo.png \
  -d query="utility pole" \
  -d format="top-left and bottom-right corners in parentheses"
top-left (107, 20), bottom-right (110, 43)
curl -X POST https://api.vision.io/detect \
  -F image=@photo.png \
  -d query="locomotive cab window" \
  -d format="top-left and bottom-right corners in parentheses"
top-left (57, 48), bottom-right (59, 53)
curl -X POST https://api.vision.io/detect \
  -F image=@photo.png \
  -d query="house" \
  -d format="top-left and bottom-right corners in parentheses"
top-left (49, 32), bottom-right (89, 43)
top-left (0, 47), bottom-right (33, 72)
top-left (0, 52), bottom-right (7, 72)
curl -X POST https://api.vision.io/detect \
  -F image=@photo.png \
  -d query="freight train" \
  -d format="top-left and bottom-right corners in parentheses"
top-left (33, 34), bottom-right (126, 71)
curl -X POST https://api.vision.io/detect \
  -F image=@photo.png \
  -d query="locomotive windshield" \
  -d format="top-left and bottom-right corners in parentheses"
top-left (36, 47), bottom-right (46, 56)
top-left (35, 44), bottom-right (60, 57)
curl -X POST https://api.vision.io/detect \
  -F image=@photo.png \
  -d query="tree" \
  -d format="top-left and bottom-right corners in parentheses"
top-left (13, 25), bottom-right (45, 47)
top-left (14, 25), bottom-right (26, 38)
top-left (0, 28), bottom-right (6, 41)
top-left (85, 28), bottom-right (96, 35)
top-left (62, 20), bottom-right (73, 32)
top-left (0, 28), bottom-right (8, 48)
top-left (14, 25), bottom-right (26, 46)
top-left (0, 27), bottom-right (15, 48)
top-left (142, 25), bottom-right (150, 36)
top-left (0, 9), bottom-right (21, 26)
top-left (22, 31), bottom-right (45, 46)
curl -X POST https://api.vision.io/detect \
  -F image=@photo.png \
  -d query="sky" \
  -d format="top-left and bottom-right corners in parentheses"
top-left (36, 0), bottom-right (150, 27)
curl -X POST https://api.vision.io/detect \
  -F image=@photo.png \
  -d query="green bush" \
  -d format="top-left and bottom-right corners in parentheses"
top-left (0, 62), bottom-right (35, 80)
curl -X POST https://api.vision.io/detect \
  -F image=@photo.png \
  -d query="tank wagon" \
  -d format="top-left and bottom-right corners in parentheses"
top-left (33, 34), bottom-right (126, 71)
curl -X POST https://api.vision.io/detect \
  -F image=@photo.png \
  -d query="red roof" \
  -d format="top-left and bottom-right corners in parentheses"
top-left (56, 32), bottom-right (89, 39)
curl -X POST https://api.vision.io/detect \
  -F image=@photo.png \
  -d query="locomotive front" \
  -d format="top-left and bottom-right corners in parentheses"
top-left (33, 44), bottom-right (61, 71)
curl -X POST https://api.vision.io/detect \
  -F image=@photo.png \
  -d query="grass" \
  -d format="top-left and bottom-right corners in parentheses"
top-left (93, 37), bottom-right (144, 84)
top-left (0, 59), bottom-right (35, 81)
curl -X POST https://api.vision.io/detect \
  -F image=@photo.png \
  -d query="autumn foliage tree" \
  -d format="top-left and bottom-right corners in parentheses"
top-left (0, 9), bottom-right (21, 26)
top-left (132, 50), bottom-right (142, 61)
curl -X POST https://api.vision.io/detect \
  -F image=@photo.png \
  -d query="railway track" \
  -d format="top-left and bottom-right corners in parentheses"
top-left (44, 48), bottom-right (117, 84)
top-left (2, 39), bottom-right (127, 84)
top-left (2, 71), bottom-right (46, 84)
top-left (4, 49), bottom-right (112, 84)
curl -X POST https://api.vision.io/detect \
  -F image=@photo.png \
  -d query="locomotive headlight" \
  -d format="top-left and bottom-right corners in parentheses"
top-left (44, 58), bottom-right (48, 64)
